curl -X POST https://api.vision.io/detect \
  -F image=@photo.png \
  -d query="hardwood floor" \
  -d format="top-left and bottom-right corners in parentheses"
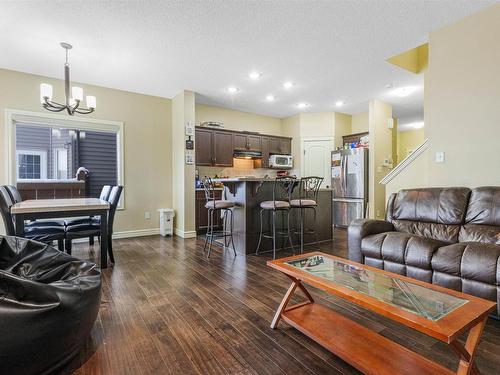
top-left (60, 229), bottom-right (500, 375)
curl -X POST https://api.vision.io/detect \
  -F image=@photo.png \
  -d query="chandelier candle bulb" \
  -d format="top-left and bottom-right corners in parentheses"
top-left (40, 83), bottom-right (53, 103)
top-left (86, 96), bottom-right (96, 109)
top-left (72, 86), bottom-right (83, 101)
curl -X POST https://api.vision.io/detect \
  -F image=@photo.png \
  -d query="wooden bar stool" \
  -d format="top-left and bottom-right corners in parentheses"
top-left (255, 176), bottom-right (295, 260)
top-left (201, 177), bottom-right (237, 258)
top-left (290, 176), bottom-right (323, 253)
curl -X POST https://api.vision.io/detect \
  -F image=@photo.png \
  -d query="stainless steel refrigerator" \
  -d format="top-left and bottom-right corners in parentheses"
top-left (331, 148), bottom-right (368, 227)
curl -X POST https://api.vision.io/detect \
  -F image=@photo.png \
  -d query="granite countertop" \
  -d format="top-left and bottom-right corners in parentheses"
top-left (211, 177), bottom-right (273, 182)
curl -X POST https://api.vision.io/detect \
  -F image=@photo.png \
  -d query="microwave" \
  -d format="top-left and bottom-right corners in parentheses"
top-left (269, 154), bottom-right (293, 169)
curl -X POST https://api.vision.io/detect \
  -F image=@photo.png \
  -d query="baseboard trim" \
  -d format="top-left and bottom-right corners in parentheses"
top-left (113, 228), bottom-right (160, 239)
top-left (174, 228), bottom-right (197, 238)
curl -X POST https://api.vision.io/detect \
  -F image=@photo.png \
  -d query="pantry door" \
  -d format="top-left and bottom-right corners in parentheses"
top-left (301, 138), bottom-right (333, 188)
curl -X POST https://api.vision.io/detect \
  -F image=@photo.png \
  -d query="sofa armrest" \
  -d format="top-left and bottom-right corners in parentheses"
top-left (347, 219), bottom-right (395, 263)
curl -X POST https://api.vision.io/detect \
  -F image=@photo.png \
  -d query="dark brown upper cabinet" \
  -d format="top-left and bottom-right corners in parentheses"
top-left (195, 128), bottom-right (214, 166)
top-left (269, 137), bottom-right (291, 155)
top-left (234, 134), bottom-right (262, 151)
top-left (195, 129), bottom-right (233, 167)
top-left (260, 137), bottom-right (270, 168)
top-left (195, 127), bottom-right (291, 168)
top-left (213, 131), bottom-right (233, 167)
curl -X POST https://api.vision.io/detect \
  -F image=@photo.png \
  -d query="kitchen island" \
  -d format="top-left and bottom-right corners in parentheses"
top-left (212, 177), bottom-right (332, 255)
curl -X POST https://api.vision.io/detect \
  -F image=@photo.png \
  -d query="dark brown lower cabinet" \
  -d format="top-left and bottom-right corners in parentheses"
top-left (195, 190), bottom-right (223, 233)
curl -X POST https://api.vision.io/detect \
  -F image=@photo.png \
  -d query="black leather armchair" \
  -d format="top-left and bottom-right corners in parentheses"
top-left (0, 236), bottom-right (101, 375)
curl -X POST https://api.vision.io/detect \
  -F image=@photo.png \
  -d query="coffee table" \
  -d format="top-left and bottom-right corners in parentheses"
top-left (268, 252), bottom-right (496, 375)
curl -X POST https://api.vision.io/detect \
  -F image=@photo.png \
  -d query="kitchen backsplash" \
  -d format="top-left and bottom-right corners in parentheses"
top-left (197, 159), bottom-right (278, 178)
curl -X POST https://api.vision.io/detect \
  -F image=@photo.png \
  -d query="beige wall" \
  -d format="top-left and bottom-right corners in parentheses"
top-left (397, 128), bottom-right (425, 161)
top-left (298, 112), bottom-right (335, 138)
top-left (425, 4), bottom-right (500, 186)
top-left (386, 149), bottom-right (430, 200)
top-left (334, 112), bottom-right (352, 149)
top-left (172, 91), bottom-right (196, 237)
top-left (368, 100), bottom-right (392, 219)
top-left (351, 111), bottom-right (369, 134)
top-left (0, 68), bottom-right (172, 235)
top-left (195, 104), bottom-right (282, 135)
top-left (281, 114), bottom-right (301, 176)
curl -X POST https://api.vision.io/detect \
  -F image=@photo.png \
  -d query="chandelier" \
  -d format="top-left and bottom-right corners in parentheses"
top-left (40, 42), bottom-right (96, 116)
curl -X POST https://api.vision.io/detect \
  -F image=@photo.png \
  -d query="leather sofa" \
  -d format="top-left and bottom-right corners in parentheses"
top-left (348, 187), bottom-right (500, 316)
top-left (0, 236), bottom-right (101, 375)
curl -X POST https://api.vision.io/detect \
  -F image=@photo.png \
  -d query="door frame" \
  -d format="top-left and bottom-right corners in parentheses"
top-left (300, 137), bottom-right (334, 182)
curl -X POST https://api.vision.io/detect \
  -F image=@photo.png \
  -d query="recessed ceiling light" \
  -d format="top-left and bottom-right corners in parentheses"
top-left (411, 121), bottom-right (424, 129)
top-left (391, 86), bottom-right (417, 97)
top-left (283, 81), bottom-right (294, 89)
top-left (227, 86), bottom-right (239, 94)
top-left (249, 71), bottom-right (261, 80)
top-left (297, 102), bottom-right (309, 109)
top-left (335, 100), bottom-right (344, 107)
top-left (265, 95), bottom-right (275, 102)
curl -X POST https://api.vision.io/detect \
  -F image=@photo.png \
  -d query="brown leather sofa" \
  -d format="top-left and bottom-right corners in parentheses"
top-left (348, 187), bottom-right (500, 316)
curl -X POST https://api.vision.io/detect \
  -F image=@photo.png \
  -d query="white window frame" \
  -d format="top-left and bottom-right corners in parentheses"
top-left (4, 109), bottom-right (125, 209)
top-left (53, 147), bottom-right (69, 179)
top-left (16, 149), bottom-right (48, 180)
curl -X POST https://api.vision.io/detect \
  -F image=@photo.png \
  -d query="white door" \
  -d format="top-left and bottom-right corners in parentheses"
top-left (302, 139), bottom-right (332, 188)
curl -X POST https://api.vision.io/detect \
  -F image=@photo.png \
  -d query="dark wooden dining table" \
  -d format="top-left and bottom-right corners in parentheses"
top-left (10, 198), bottom-right (111, 268)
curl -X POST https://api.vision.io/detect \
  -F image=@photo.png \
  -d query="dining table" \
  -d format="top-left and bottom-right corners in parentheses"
top-left (10, 198), bottom-right (111, 268)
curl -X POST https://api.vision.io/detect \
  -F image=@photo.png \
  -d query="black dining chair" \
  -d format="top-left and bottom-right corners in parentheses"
top-left (0, 186), bottom-right (66, 251)
top-left (64, 185), bottom-right (112, 245)
top-left (4, 185), bottom-right (66, 229)
top-left (65, 185), bottom-right (122, 263)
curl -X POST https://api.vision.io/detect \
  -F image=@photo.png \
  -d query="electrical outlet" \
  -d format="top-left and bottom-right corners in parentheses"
top-left (145, 211), bottom-right (151, 220)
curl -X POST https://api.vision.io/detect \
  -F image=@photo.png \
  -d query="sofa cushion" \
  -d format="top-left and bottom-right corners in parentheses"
top-left (460, 242), bottom-right (500, 284)
top-left (361, 232), bottom-right (445, 282)
top-left (387, 187), bottom-right (470, 243)
top-left (459, 187), bottom-right (500, 244)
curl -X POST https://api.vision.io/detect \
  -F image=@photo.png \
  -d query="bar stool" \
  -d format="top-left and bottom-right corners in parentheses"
top-left (255, 176), bottom-right (295, 260)
top-left (290, 176), bottom-right (323, 253)
top-left (202, 177), bottom-right (237, 258)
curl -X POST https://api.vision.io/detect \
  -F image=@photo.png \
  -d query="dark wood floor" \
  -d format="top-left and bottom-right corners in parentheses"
top-left (60, 229), bottom-right (500, 375)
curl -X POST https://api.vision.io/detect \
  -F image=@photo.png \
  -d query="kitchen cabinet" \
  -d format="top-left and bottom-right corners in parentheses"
top-left (195, 127), bottom-right (291, 168)
top-left (213, 131), bottom-right (233, 166)
top-left (260, 137), bottom-right (270, 168)
top-left (195, 129), bottom-right (233, 167)
top-left (195, 128), bottom-right (214, 166)
top-left (195, 190), bottom-right (223, 233)
top-left (234, 134), bottom-right (261, 151)
top-left (269, 137), bottom-right (291, 155)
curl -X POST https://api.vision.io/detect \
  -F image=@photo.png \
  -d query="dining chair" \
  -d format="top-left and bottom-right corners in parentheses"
top-left (0, 186), bottom-right (65, 251)
top-left (65, 185), bottom-right (122, 263)
top-left (64, 185), bottom-right (112, 245)
top-left (4, 185), bottom-right (66, 229)
top-left (255, 176), bottom-right (295, 259)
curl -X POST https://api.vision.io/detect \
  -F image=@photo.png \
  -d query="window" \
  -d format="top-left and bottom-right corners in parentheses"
top-left (53, 148), bottom-right (68, 179)
top-left (6, 110), bottom-right (124, 208)
top-left (16, 150), bottom-right (47, 180)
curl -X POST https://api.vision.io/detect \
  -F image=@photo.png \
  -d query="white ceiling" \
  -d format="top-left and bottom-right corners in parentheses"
top-left (0, 1), bottom-right (496, 121)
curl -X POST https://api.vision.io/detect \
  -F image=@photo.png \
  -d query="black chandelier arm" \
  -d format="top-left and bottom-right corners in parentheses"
top-left (72, 99), bottom-right (81, 111)
top-left (43, 98), bottom-right (66, 109)
top-left (73, 107), bottom-right (95, 115)
top-left (43, 103), bottom-right (67, 113)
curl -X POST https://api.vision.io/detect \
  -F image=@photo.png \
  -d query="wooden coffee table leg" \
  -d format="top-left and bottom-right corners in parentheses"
top-left (271, 277), bottom-right (314, 329)
top-left (452, 317), bottom-right (487, 375)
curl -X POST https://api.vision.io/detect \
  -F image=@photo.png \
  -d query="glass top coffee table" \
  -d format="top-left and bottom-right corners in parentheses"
top-left (268, 252), bottom-right (496, 375)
